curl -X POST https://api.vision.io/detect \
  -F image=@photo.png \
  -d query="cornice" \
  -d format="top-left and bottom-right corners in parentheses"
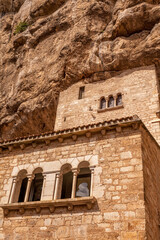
top-left (0, 115), bottom-right (141, 153)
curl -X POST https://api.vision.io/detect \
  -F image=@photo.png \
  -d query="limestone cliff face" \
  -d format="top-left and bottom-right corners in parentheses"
top-left (0, 0), bottom-right (160, 140)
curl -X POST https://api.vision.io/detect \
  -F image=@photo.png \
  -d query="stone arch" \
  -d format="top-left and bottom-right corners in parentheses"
top-left (76, 161), bottom-right (91, 198)
top-left (32, 167), bottom-right (43, 175)
top-left (108, 95), bottom-right (114, 108)
top-left (116, 93), bottom-right (122, 106)
top-left (60, 163), bottom-right (72, 175)
top-left (99, 96), bottom-right (106, 109)
top-left (12, 169), bottom-right (28, 203)
top-left (58, 163), bottom-right (73, 199)
top-left (78, 161), bottom-right (90, 170)
top-left (29, 167), bottom-right (44, 202)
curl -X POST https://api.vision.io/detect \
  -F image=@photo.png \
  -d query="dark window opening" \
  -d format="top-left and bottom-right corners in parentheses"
top-left (100, 97), bottom-right (106, 109)
top-left (18, 177), bottom-right (28, 203)
top-left (61, 171), bottom-right (73, 199)
top-left (1, 12), bottom-right (6, 18)
top-left (76, 168), bottom-right (91, 197)
top-left (78, 86), bottom-right (85, 99)
top-left (108, 96), bottom-right (114, 108)
top-left (29, 173), bottom-right (43, 202)
top-left (116, 94), bottom-right (122, 106)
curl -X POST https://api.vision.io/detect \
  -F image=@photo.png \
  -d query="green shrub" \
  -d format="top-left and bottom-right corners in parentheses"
top-left (14, 22), bottom-right (28, 34)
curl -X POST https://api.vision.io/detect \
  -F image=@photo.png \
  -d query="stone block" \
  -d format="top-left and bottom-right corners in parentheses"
top-left (120, 152), bottom-right (132, 159)
top-left (121, 231), bottom-right (138, 240)
top-left (104, 212), bottom-right (120, 221)
top-left (120, 166), bottom-right (134, 172)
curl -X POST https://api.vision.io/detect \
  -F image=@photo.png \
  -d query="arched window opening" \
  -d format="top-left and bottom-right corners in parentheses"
top-left (18, 177), bottom-right (28, 203)
top-left (60, 164), bottom-right (73, 199)
top-left (108, 96), bottom-right (114, 108)
top-left (116, 94), bottom-right (122, 106)
top-left (100, 97), bottom-right (106, 109)
top-left (12, 169), bottom-right (27, 203)
top-left (29, 168), bottom-right (44, 202)
top-left (76, 162), bottom-right (91, 198)
top-left (61, 171), bottom-right (73, 199)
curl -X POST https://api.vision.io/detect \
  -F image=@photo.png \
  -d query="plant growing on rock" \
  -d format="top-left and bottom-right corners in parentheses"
top-left (14, 22), bottom-right (28, 34)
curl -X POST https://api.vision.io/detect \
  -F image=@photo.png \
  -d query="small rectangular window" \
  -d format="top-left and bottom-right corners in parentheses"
top-left (78, 86), bottom-right (85, 99)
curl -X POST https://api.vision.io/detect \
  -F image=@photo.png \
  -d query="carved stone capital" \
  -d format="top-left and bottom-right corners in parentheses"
top-left (72, 168), bottom-right (79, 175)
top-left (27, 174), bottom-right (35, 181)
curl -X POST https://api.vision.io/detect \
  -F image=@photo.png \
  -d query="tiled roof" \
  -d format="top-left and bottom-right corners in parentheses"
top-left (0, 115), bottom-right (141, 150)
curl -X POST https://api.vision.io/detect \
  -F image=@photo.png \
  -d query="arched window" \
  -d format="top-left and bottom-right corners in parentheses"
top-left (116, 93), bottom-right (122, 106)
top-left (60, 164), bottom-right (73, 199)
top-left (18, 177), bottom-right (28, 202)
top-left (76, 162), bottom-right (91, 198)
top-left (29, 168), bottom-right (44, 202)
top-left (100, 97), bottom-right (106, 109)
top-left (12, 169), bottom-right (28, 203)
top-left (108, 95), bottom-right (114, 108)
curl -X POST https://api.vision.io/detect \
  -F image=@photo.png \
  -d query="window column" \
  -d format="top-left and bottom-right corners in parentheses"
top-left (54, 172), bottom-right (60, 200)
top-left (71, 169), bottom-right (79, 198)
top-left (24, 174), bottom-right (34, 202)
top-left (40, 173), bottom-right (46, 200)
top-left (8, 176), bottom-right (18, 203)
top-left (89, 167), bottom-right (95, 196)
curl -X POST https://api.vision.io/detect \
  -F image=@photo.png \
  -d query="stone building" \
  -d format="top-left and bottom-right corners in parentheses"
top-left (0, 65), bottom-right (160, 240)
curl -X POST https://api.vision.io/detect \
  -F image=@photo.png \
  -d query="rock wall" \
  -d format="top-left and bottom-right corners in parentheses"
top-left (0, 0), bottom-right (160, 140)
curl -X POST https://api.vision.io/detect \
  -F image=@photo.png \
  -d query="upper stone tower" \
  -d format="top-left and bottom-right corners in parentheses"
top-left (55, 65), bottom-right (160, 145)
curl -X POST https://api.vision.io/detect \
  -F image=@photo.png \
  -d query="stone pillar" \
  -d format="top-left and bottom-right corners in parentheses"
top-left (8, 176), bottom-right (17, 203)
top-left (41, 172), bottom-right (56, 201)
top-left (71, 169), bottom-right (79, 199)
top-left (41, 174), bottom-right (46, 200)
top-left (24, 174), bottom-right (34, 202)
top-left (90, 167), bottom-right (95, 196)
top-left (54, 172), bottom-right (60, 200)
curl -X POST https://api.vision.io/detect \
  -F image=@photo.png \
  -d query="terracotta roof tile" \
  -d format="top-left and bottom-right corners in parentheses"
top-left (0, 115), bottom-right (140, 148)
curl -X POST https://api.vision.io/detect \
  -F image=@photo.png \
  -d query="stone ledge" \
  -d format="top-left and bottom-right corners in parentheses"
top-left (0, 196), bottom-right (96, 216)
top-left (97, 105), bottom-right (124, 113)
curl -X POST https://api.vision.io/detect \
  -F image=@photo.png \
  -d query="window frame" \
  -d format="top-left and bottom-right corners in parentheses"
top-left (116, 93), bottom-right (122, 106)
top-left (5, 163), bottom-right (96, 215)
top-left (99, 97), bottom-right (106, 110)
top-left (78, 86), bottom-right (85, 100)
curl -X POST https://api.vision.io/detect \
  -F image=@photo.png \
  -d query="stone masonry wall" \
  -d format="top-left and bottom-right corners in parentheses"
top-left (55, 65), bottom-right (160, 145)
top-left (0, 126), bottom-right (146, 240)
top-left (141, 127), bottom-right (160, 240)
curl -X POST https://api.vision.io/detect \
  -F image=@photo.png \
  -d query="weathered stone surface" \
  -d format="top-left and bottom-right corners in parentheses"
top-left (0, 123), bottom-right (159, 239)
top-left (55, 65), bottom-right (160, 145)
top-left (0, 0), bottom-right (160, 140)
